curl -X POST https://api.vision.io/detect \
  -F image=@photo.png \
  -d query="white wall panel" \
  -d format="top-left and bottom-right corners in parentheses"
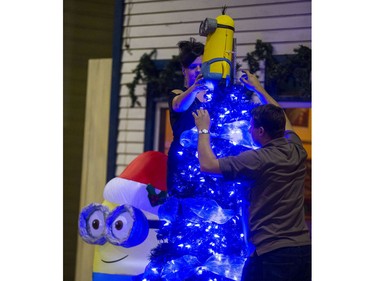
top-left (117, 142), bottom-right (144, 154)
top-left (120, 84), bottom-right (147, 96)
top-left (119, 95), bottom-right (147, 107)
top-left (124, 2), bottom-right (310, 26)
top-left (119, 107), bottom-right (146, 119)
top-left (116, 153), bottom-right (138, 166)
top-left (122, 29), bottom-right (311, 50)
top-left (118, 119), bottom-right (145, 131)
top-left (122, 48), bottom-right (180, 63)
top-left (124, 15), bottom-right (311, 38)
top-left (125, 0), bottom-right (305, 15)
top-left (120, 40), bottom-right (311, 67)
top-left (117, 131), bottom-right (144, 142)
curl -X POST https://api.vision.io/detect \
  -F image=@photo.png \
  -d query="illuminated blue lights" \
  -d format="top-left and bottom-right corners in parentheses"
top-left (145, 83), bottom-right (257, 280)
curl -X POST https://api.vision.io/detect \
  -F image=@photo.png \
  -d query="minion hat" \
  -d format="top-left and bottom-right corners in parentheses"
top-left (103, 151), bottom-right (168, 215)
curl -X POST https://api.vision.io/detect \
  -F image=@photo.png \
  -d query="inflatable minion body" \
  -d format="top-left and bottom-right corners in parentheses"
top-left (78, 151), bottom-right (168, 281)
top-left (199, 11), bottom-right (235, 86)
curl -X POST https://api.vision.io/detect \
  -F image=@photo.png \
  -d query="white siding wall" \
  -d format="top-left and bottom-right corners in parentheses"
top-left (117, 0), bottom-right (311, 175)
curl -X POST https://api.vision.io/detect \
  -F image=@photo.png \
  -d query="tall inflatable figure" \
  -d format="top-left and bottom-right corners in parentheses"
top-left (199, 6), bottom-right (235, 87)
top-left (79, 151), bottom-right (168, 281)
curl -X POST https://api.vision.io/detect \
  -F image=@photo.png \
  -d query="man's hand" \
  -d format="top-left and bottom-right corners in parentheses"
top-left (239, 70), bottom-right (263, 92)
top-left (192, 108), bottom-right (221, 175)
top-left (192, 108), bottom-right (211, 131)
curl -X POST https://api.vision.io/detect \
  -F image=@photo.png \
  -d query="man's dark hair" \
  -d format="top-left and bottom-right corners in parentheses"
top-left (250, 104), bottom-right (286, 139)
top-left (177, 38), bottom-right (204, 68)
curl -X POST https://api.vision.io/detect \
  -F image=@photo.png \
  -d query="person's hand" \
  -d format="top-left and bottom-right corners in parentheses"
top-left (239, 70), bottom-right (263, 92)
top-left (192, 108), bottom-right (211, 131)
top-left (190, 74), bottom-right (208, 94)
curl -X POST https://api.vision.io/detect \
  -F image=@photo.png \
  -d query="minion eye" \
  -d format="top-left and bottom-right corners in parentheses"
top-left (106, 204), bottom-right (149, 248)
top-left (199, 18), bottom-right (217, 36)
top-left (88, 211), bottom-right (106, 236)
top-left (106, 205), bottom-right (135, 246)
top-left (78, 203), bottom-right (109, 245)
top-left (111, 212), bottom-right (133, 239)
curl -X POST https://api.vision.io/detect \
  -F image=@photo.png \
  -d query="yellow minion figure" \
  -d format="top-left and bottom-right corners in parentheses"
top-left (79, 151), bottom-right (168, 281)
top-left (199, 7), bottom-right (235, 86)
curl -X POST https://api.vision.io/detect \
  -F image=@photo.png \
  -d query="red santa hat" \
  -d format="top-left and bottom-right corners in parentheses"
top-left (103, 151), bottom-right (168, 215)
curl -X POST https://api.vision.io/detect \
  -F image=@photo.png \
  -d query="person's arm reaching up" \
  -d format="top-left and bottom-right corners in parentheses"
top-left (192, 108), bottom-right (222, 174)
top-left (172, 74), bottom-right (207, 112)
top-left (240, 70), bottom-right (293, 131)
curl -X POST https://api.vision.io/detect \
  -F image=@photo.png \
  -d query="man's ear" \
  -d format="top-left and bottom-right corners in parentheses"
top-left (258, 127), bottom-right (265, 136)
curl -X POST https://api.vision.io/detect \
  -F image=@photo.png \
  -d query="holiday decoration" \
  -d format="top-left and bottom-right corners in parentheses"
top-left (78, 151), bottom-right (168, 280)
top-left (144, 9), bottom-right (257, 281)
top-left (199, 7), bottom-right (235, 86)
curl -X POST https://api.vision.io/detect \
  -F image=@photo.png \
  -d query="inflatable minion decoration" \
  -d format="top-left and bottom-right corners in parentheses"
top-left (78, 151), bottom-right (168, 281)
top-left (199, 7), bottom-right (235, 87)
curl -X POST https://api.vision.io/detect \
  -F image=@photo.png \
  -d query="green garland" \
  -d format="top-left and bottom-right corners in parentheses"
top-left (126, 49), bottom-right (183, 107)
top-left (126, 40), bottom-right (311, 107)
top-left (242, 40), bottom-right (311, 99)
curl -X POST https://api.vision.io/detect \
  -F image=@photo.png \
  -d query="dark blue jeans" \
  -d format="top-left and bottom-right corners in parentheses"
top-left (241, 245), bottom-right (311, 281)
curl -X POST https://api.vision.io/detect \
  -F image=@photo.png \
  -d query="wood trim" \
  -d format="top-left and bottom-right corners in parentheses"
top-left (75, 59), bottom-right (112, 281)
top-left (106, 0), bottom-right (124, 181)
